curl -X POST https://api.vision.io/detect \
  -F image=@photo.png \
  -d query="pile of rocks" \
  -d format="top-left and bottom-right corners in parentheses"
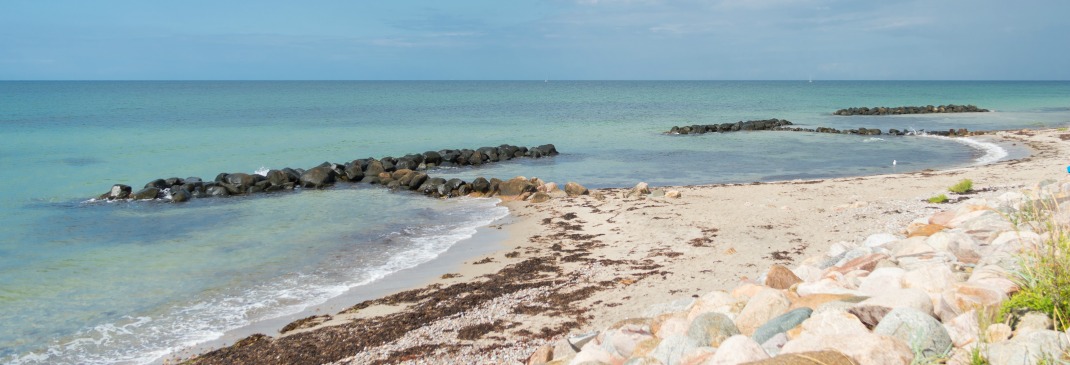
top-left (668, 119), bottom-right (793, 135)
top-left (834, 104), bottom-right (989, 116)
top-left (666, 121), bottom-right (976, 138)
top-left (775, 127), bottom-right (975, 137)
top-left (94, 144), bottom-right (562, 203)
top-left (528, 178), bottom-right (1070, 365)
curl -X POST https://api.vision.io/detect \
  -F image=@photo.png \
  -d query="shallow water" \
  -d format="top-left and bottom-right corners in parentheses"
top-left (1, 81), bottom-right (1068, 364)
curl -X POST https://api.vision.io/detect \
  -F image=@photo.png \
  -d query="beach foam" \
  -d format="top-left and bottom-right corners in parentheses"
top-left (918, 134), bottom-right (1009, 165)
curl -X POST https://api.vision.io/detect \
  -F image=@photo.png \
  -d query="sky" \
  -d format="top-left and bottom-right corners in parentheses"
top-left (1, 0), bottom-right (1067, 80)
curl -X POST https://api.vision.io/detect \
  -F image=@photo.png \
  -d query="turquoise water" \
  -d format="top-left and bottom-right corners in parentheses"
top-left (1, 81), bottom-right (1068, 364)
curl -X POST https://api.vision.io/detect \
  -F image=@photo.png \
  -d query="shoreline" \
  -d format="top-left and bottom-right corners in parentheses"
top-left (158, 209), bottom-right (517, 364)
top-left (173, 128), bottom-right (1067, 364)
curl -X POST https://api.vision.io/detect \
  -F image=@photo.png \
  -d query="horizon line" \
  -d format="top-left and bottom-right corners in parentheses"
top-left (2, 79), bottom-right (1067, 82)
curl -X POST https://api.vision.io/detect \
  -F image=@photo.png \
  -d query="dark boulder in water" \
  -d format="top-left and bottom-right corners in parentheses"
top-left (535, 144), bottom-right (559, 156)
top-left (401, 171), bottom-right (428, 190)
top-left (391, 169), bottom-right (413, 181)
top-left (422, 151), bottom-right (443, 167)
top-left (444, 178), bottom-right (467, 193)
top-left (394, 157), bottom-right (419, 171)
top-left (251, 180), bottom-right (272, 194)
top-left (498, 145), bottom-right (519, 160)
top-left (145, 179), bottom-right (168, 190)
top-left (181, 181), bottom-right (204, 194)
top-left (471, 177), bottom-right (491, 194)
top-left (420, 177), bottom-right (447, 197)
top-left (221, 183), bottom-right (244, 195)
top-left (300, 166), bottom-right (337, 189)
top-left (265, 170), bottom-right (291, 187)
top-left (205, 185), bottom-right (230, 197)
top-left (281, 168), bottom-right (302, 182)
top-left (99, 184), bottom-right (132, 200)
top-left (344, 162), bottom-right (365, 182)
top-left (225, 173), bottom-right (259, 190)
top-left (478, 147), bottom-right (499, 162)
top-left (325, 163), bottom-right (347, 180)
top-left (380, 157), bottom-right (396, 172)
top-left (466, 148), bottom-right (487, 164)
top-left (171, 189), bottom-right (191, 203)
top-left (132, 187), bottom-right (160, 200)
top-left (439, 150), bottom-right (461, 165)
top-left (164, 177), bottom-right (184, 186)
top-left (364, 160), bottom-right (386, 181)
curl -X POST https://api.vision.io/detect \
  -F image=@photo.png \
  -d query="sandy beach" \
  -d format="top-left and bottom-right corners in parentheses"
top-left (178, 128), bottom-right (1069, 365)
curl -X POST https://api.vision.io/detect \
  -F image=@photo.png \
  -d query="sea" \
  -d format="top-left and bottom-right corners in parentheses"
top-left (1, 81), bottom-right (1068, 364)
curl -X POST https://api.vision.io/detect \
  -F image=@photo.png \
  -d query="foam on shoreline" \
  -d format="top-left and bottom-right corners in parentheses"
top-left (8, 194), bottom-right (509, 365)
top-left (151, 198), bottom-right (511, 365)
top-left (917, 134), bottom-right (1010, 165)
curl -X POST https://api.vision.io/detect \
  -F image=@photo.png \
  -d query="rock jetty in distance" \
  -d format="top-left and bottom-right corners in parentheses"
top-left (834, 104), bottom-right (988, 116)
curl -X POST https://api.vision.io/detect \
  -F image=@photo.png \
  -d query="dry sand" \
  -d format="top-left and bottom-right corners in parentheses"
top-left (179, 128), bottom-right (1069, 365)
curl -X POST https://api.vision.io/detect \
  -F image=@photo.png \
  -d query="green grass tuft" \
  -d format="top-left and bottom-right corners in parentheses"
top-left (949, 179), bottom-right (974, 194)
top-left (1002, 197), bottom-right (1070, 331)
top-left (928, 194), bottom-right (949, 204)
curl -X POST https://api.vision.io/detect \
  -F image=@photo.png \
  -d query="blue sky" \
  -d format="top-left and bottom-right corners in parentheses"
top-left (1, 0), bottom-right (1067, 80)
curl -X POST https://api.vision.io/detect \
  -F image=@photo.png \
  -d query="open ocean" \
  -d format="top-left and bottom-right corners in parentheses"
top-left (1, 81), bottom-right (1068, 364)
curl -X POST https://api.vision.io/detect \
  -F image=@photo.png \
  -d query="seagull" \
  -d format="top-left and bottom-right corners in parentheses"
top-left (893, 160), bottom-right (897, 166)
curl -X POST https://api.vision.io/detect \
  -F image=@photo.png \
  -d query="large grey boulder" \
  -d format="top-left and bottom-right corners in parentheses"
top-left (300, 166), bottom-right (337, 189)
top-left (873, 307), bottom-right (952, 359)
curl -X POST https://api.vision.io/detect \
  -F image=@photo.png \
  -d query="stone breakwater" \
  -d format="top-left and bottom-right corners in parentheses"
top-left (775, 126), bottom-right (977, 137)
top-left (93, 144), bottom-right (583, 203)
top-left (527, 177), bottom-right (1070, 365)
top-left (834, 104), bottom-right (989, 116)
top-left (667, 120), bottom-right (977, 137)
top-left (667, 119), bottom-right (794, 135)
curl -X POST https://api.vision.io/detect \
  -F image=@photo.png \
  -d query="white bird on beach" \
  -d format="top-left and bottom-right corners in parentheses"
top-left (893, 160), bottom-right (897, 166)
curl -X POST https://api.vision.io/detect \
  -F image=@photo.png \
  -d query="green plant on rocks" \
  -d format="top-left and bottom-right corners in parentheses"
top-left (969, 345), bottom-right (990, 365)
top-left (928, 194), bottom-right (949, 204)
top-left (1002, 197), bottom-right (1070, 331)
top-left (949, 179), bottom-right (974, 194)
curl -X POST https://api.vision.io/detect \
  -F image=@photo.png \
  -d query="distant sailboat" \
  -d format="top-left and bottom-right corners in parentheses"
top-left (808, 75), bottom-right (813, 83)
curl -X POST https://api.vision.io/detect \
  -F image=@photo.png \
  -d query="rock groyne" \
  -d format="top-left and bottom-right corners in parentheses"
top-left (668, 121), bottom-right (977, 137)
top-left (95, 144), bottom-right (569, 203)
top-left (776, 126), bottom-right (977, 137)
top-left (834, 104), bottom-right (989, 116)
top-left (668, 119), bottom-right (794, 134)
